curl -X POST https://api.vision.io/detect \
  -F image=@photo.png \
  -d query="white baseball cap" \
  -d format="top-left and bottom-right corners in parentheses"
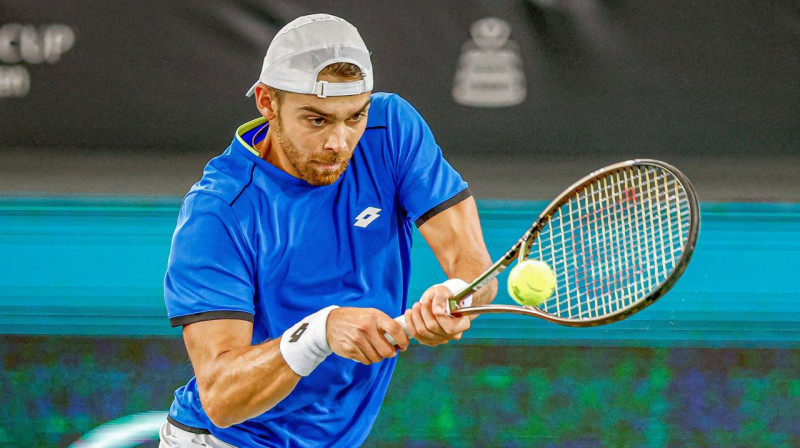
top-left (245, 14), bottom-right (373, 98)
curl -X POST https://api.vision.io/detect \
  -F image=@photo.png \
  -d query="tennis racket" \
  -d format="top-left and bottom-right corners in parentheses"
top-left (386, 159), bottom-right (699, 344)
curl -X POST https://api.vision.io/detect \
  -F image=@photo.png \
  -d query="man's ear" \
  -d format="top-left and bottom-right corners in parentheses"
top-left (254, 85), bottom-right (278, 120)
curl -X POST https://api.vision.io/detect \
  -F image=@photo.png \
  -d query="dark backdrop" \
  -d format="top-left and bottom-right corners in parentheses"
top-left (1, 0), bottom-right (798, 156)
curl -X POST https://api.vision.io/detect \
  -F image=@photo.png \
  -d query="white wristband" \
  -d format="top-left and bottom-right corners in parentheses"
top-left (440, 278), bottom-right (473, 308)
top-left (279, 305), bottom-right (338, 377)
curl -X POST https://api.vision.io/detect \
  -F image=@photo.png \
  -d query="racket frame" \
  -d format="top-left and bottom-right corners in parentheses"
top-left (448, 158), bottom-right (700, 327)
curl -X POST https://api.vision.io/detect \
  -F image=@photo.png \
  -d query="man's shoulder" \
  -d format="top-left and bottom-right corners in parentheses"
top-left (366, 92), bottom-right (421, 129)
top-left (188, 146), bottom-right (255, 206)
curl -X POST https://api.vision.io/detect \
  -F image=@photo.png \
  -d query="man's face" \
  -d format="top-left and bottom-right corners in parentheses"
top-left (271, 85), bottom-right (371, 186)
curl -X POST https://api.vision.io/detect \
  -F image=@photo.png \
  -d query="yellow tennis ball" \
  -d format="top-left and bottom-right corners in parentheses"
top-left (507, 259), bottom-right (556, 306)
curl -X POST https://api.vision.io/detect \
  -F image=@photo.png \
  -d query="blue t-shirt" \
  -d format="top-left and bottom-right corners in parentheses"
top-left (164, 92), bottom-right (470, 447)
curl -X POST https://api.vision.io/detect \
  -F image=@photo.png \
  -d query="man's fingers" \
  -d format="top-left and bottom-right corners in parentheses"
top-left (431, 291), bottom-right (471, 334)
top-left (413, 301), bottom-right (443, 340)
top-left (327, 307), bottom-right (406, 364)
top-left (430, 293), bottom-right (451, 318)
top-left (424, 290), bottom-right (469, 335)
top-left (403, 284), bottom-right (475, 346)
top-left (380, 317), bottom-right (410, 350)
top-left (447, 315), bottom-right (471, 334)
top-left (333, 336), bottom-right (382, 364)
top-left (406, 303), bottom-right (427, 340)
top-left (419, 297), bottom-right (447, 336)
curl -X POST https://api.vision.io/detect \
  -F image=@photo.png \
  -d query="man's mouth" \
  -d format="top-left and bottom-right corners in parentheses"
top-left (311, 161), bottom-right (341, 170)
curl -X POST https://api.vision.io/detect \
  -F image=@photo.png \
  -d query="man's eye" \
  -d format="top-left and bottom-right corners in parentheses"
top-left (310, 118), bottom-right (326, 127)
top-left (349, 113), bottom-right (365, 122)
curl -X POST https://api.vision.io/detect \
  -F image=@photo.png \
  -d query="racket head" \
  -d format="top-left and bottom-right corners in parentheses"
top-left (454, 159), bottom-right (700, 327)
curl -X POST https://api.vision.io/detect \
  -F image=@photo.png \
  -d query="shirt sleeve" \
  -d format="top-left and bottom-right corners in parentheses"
top-left (164, 192), bottom-right (255, 327)
top-left (388, 95), bottom-right (471, 226)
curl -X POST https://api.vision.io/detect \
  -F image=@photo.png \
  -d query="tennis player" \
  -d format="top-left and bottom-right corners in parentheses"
top-left (160, 13), bottom-right (497, 447)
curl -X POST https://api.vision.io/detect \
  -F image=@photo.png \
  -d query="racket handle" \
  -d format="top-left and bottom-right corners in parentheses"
top-left (384, 315), bottom-right (409, 346)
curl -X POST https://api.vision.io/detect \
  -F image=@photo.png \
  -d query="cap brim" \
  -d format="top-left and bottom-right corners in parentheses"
top-left (245, 82), bottom-right (259, 97)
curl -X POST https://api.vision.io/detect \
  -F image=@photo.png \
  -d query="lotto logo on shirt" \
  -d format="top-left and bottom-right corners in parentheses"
top-left (354, 207), bottom-right (382, 228)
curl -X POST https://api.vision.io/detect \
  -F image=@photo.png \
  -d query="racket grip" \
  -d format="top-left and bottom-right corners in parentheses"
top-left (384, 315), bottom-right (410, 346)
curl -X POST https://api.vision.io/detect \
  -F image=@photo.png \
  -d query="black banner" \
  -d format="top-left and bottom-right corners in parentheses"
top-left (1, 0), bottom-right (798, 156)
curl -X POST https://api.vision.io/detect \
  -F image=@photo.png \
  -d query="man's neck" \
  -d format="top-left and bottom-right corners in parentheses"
top-left (255, 127), bottom-right (295, 178)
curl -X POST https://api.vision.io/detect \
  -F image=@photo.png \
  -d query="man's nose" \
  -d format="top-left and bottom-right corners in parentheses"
top-left (324, 124), bottom-right (348, 152)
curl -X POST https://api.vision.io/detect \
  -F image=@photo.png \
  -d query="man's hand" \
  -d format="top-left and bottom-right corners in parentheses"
top-left (403, 284), bottom-right (471, 346)
top-left (327, 307), bottom-right (410, 365)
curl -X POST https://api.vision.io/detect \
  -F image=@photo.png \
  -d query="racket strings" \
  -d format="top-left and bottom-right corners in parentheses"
top-left (540, 189), bottom-right (689, 249)
top-left (530, 166), bottom-right (691, 320)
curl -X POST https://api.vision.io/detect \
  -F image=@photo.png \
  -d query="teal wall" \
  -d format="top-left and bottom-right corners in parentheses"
top-left (1, 198), bottom-right (798, 347)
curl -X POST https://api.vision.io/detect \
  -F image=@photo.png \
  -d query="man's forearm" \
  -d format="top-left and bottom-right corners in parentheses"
top-left (186, 305), bottom-right (341, 427)
top-left (189, 336), bottom-right (300, 428)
